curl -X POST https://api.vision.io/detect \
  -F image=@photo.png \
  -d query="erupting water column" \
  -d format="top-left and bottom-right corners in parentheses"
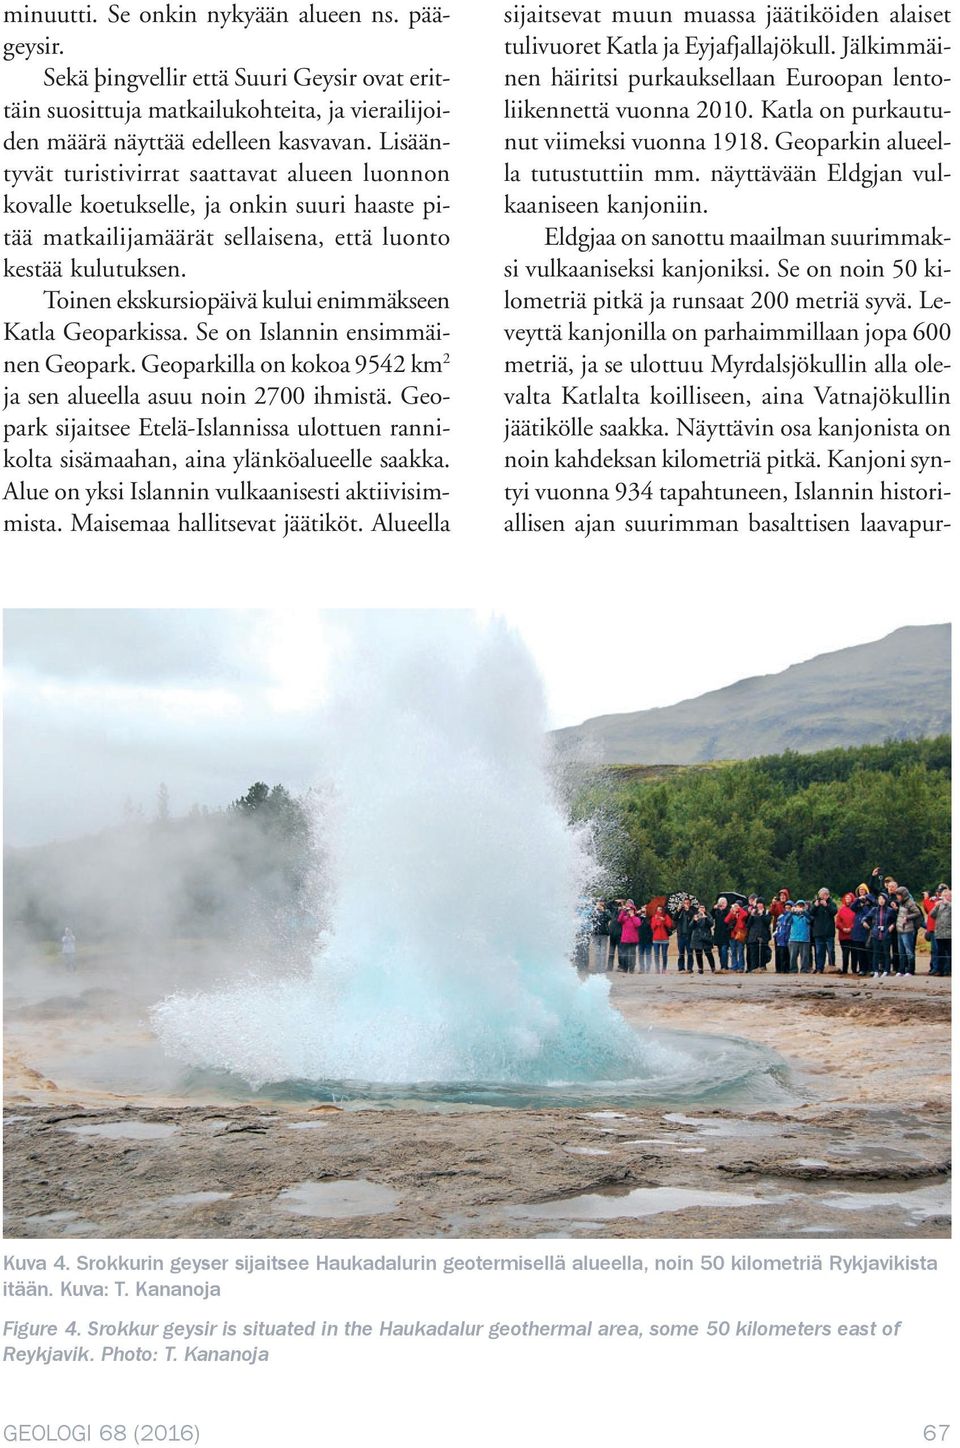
top-left (154, 615), bottom-right (781, 1103)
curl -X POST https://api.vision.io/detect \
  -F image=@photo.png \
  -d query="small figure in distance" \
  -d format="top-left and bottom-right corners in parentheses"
top-left (61, 926), bottom-right (77, 973)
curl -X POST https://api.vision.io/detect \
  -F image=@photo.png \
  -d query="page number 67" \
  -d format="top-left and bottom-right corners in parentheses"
top-left (923, 1429), bottom-right (950, 1442)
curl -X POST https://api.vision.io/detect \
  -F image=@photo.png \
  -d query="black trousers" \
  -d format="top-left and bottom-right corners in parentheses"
top-left (746, 941), bottom-right (767, 972)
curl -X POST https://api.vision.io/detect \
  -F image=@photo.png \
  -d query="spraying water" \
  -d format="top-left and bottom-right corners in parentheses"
top-left (153, 615), bottom-right (787, 1104)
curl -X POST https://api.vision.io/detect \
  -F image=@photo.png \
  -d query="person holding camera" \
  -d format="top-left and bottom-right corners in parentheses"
top-left (745, 899), bottom-right (772, 973)
top-left (788, 900), bottom-right (813, 974)
top-left (711, 897), bottom-right (731, 971)
top-left (650, 904), bottom-right (673, 974)
top-left (617, 901), bottom-right (642, 973)
top-left (809, 888), bottom-right (838, 974)
top-left (690, 905), bottom-right (716, 974)
top-left (725, 899), bottom-right (748, 972)
top-left (674, 896), bottom-right (697, 973)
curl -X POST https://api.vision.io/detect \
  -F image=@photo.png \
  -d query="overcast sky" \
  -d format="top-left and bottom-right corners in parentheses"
top-left (3, 606), bottom-right (942, 845)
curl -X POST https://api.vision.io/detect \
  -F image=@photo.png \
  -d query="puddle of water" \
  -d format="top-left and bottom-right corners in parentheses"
top-left (623, 1137), bottom-right (682, 1147)
top-left (563, 1147), bottom-right (611, 1157)
top-left (822, 1184), bottom-right (950, 1220)
top-left (662, 1113), bottom-right (781, 1139)
top-left (792, 1159), bottom-right (832, 1169)
top-left (504, 1184), bottom-right (778, 1223)
top-left (582, 1112), bottom-right (629, 1121)
top-left (276, 1179), bottom-right (400, 1219)
top-left (622, 1137), bottom-right (705, 1154)
top-left (534, 1225), bottom-right (605, 1237)
top-left (4, 1115), bottom-right (30, 1125)
top-left (24, 1213), bottom-right (100, 1235)
top-left (287, 1122), bottom-right (327, 1131)
top-left (163, 1192), bottom-right (232, 1206)
top-left (61, 1121), bottom-right (179, 1141)
top-left (826, 1141), bottom-right (916, 1162)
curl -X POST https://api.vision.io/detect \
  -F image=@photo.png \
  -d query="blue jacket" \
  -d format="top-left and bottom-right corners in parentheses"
top-left (789, 913), bottom-right (811, 943)
top-left (863, 902), bottom-right (896, 939)
top-left (849, 894), bottom-right (876, 944)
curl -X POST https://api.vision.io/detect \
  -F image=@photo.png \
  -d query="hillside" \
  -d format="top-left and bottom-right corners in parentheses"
top-left (551, 624), bottom-right (951, 765)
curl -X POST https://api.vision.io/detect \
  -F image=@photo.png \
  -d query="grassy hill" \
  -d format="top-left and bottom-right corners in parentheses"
top-left (552, 624), bottom-right (951, 765)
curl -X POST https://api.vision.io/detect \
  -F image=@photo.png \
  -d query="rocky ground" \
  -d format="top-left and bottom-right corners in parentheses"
top-left (3, 954), bottom-right (951, 1239)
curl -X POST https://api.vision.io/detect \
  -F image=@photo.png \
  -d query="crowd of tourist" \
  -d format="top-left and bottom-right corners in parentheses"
top-left (591, 875), bottom-right (952, 979)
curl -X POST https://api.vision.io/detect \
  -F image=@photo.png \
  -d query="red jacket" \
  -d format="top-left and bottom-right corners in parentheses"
top-left (725, 904), bottom-right (748, 937)
top-left (836, 903), bottom-right (856, 941)
top-left (650, 912), bottom-right (673, 942)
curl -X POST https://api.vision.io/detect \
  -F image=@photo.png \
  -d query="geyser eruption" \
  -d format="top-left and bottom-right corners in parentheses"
top-left (153, 615), bottom-right (785, 1104)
